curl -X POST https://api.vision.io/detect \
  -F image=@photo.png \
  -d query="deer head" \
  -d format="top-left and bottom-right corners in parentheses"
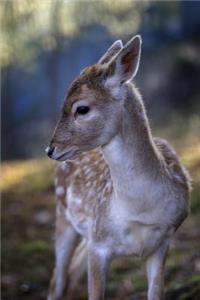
top-left (46, 35), bottom-right (142, 161)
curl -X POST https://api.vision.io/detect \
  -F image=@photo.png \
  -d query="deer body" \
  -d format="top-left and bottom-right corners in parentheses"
top-left (46, 36), bottom-right (191, 300)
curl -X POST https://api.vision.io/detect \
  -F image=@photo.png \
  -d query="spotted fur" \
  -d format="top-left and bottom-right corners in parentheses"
top-left (47, 36), bottom-right (191, 300)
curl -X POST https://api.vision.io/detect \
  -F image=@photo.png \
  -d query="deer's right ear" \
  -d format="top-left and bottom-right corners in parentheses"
top-left (104, 35), bottom-right (142, 93)
top-left (98, 40), bottom-right (123, 65)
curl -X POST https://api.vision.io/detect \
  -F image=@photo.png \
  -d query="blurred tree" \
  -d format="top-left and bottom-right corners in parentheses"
top-left (0, 0), bottom-right (148, 68)
top-left (46, 0), bottom-right (63, 121)
top-left (0, 0), bottom-right (51, 67)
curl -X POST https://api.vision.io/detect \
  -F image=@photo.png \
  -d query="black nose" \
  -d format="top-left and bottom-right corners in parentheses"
top-left (45, 146), bottom-right (55, 157)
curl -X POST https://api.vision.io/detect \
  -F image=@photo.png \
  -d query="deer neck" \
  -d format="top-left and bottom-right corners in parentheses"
top-left (102, 83), bottom-right (161, 199)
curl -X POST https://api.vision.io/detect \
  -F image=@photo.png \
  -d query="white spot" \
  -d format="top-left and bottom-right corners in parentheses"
top-left (105, 71), bottom-right (126, 100)
top-left (83, 165), bottom-right (88, 171)
top-left (85, 181), bottom-right (91, 188)
top-left (89, 243), bottom-right (110, 259)
top-left (67, 186), bottom-right (82, 206)
top-left (83, 157), bottom-right (90, 163)
top-left (105, 181), bottom-right (112, 193)
top-left (74, 197), bottom-right (82, 205)
top-left (97, 186), bottom-right (102, 193)
top-left (56, 186), bottom-right (65, 197)
top-left (84, 168), bottom-right (91, 176)
top-left (97, 246), bottom-right (109, 258)
top-left (99, 174), bottom-right (104, 181)
top-left (105, 73), bottom-right (120, 87)
top-left (33, 211), bottom-right (51, 225)
top-left (61, 162), bottom-right (68, 171)
top-left (74, 169), bottom-right (80, 176)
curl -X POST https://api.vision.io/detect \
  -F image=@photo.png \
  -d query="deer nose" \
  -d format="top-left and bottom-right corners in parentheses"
top-left (45, 146), bottom-right (55, 157)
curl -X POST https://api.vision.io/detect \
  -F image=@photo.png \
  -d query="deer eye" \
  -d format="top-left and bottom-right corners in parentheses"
top-left (76, 106), bottom-right (90, 115)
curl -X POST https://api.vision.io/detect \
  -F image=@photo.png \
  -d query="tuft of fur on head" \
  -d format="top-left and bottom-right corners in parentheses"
top-left (65, 35), bottom-right (142, 109)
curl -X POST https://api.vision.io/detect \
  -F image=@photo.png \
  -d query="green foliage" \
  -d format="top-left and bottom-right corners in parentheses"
top-left (167, 275), bottom-right (200, 300)
top-left (191, 183), bottom-right (200, 213)
top-left (21, 240), bottom-right (50, 256)
top-left (1, 159), bottom-right (54, 193)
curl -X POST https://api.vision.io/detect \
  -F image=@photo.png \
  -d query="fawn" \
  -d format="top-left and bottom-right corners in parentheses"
top-left (46, 35), bottom-right (191, 300)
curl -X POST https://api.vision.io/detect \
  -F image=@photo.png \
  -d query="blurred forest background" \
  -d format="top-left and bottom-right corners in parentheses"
top-left (1, 1), bottom-right (200, 300)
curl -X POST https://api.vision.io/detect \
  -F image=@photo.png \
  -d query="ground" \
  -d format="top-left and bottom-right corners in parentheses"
top-left (2, 127), bottom-right (200, 300)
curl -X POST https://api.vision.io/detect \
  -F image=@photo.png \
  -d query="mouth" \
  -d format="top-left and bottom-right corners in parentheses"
top-left (53, 149), bottom-right (81, 161)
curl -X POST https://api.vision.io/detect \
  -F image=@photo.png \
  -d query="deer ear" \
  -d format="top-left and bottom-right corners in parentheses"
top-left (98, 40), bottom-right (123, 64)
top-left (105, 35), bottom-right (142, 87)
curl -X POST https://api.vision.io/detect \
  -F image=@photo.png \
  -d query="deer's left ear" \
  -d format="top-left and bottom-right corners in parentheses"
top-left (105, 35), bottom-right (142, 88)
top-left (98, 40), bottom-right (123, 64)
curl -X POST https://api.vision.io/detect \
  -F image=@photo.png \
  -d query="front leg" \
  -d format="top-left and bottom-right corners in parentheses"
top-left (146, 239), bottom-right (169, 300)
top-left (48, 202), bottom-right (80, 300)
top-left (88, 244), bottom-right (110, 300)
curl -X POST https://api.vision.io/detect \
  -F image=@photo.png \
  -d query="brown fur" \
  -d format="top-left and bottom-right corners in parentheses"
top-left (47, 36), bottom-right (191, 300)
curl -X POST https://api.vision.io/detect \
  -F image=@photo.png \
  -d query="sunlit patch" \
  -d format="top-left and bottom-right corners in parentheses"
top-left (181, 141), bottom-right (200, 172)
top-left (1, 159), bottom-right (54, 192)
top-left (56, 186), bottom-right (65, 197)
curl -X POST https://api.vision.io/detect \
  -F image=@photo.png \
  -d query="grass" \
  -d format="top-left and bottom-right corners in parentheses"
top-left (1, 124), bottom-right (200, 300)
top-left (1, 159), bottom-right (55, 193)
